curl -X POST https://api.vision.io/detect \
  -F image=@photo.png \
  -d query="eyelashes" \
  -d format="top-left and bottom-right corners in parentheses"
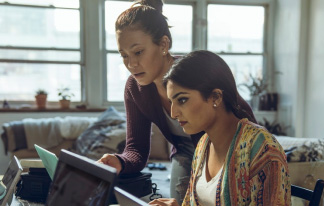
top-left (120, 50), bottom-right (144, 59)
top-left (135, 50), bottom-right (143, 55)
top-left (178, 97), bottom-right (188, 104)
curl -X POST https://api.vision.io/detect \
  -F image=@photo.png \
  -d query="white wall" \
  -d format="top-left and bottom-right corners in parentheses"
top-left (274, 0), bottom-right (324, 138)
top-left (304, 0), bottom-right (324, 138)
top-left (273, 0), bottom-right (307, 137)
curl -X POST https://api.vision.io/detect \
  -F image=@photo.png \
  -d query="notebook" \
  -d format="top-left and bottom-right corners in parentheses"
top-left (114, 187), bottom-right (149, 206)
top-left (0, 156), bottom-right (23, 206)
top-left (45, 149), bottom-right (117, 206)
top-left (34, 144), bottom-right (58, 180)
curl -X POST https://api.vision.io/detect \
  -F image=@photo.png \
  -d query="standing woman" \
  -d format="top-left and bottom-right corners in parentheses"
top-left (98, 0), bottom-right (256, 203)
top-left (150, 50), bottom-right (290, 206)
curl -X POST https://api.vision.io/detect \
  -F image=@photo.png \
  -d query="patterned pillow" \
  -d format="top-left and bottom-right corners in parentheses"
top-left (284, 139), bottom-right (324, 162)
top-left (74, 106), bottom-right (126, 160)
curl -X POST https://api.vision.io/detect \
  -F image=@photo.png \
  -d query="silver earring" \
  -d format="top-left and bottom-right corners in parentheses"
top-left (213, 103), bottom-right (217, 108)
top-left (163, 51), bottom-right (166, 54)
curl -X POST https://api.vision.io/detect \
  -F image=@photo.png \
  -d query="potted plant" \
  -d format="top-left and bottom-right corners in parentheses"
top-left (57, 87), bottom-right (74, 109)
top-left (35, 89), bottom-right (48, 109)
top-left (258, 118), bottom-right (289, 136)
top-left (239, 73), bottom-right (268, 111)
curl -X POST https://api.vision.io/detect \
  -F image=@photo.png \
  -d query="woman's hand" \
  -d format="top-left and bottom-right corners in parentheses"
top-left (97, 154), bottom-right (122, 174)
top-left (149, 198), bottom-right (179, 206)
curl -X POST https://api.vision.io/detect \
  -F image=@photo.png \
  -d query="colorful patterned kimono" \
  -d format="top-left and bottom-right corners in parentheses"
top-left (182, 118), bottom-right (291, 206)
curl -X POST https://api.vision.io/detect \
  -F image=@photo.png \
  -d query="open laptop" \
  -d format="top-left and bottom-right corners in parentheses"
top-left (114, 187), bottom-right (149, 206)
top-left (45, 149), bottom-right (117, 206)
top-left (34, 144), bottom-right (58, 180)
top-left (0, 156), bottom-right (23, 206)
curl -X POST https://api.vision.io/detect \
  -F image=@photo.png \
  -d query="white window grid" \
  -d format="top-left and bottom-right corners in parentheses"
top-left (0, 0), bottom-right (274, 109)
top-left (0, 1), bottom-right (85, 104)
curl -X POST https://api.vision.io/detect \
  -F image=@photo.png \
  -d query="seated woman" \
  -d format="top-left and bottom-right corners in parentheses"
top-left (149, 50), bottom-right (290, 206)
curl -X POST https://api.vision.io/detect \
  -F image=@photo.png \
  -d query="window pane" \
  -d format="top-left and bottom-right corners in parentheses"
top-left (107, 53), bottom-right (130, 101)
top-left (0, 63), bottom-right (81, 101)
top-left (0, 0), bottom-right (79, 8)
top-left (208, 5), bottom-right (264, 53)
top-left (0, 6), bottom-right (80, 48)
top-left (164, 4), bottom-right (192, 53)
top-left (105, 1), bottom-right (132, 50)
top-left (0, 49), bottom-right (80, 62)
top-left (219, 55), bottom-right (263, 100)
top-left (105, 2), bottom-right (192, 52)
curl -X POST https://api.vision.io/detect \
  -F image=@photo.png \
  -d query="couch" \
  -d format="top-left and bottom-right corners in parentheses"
top-left (1, 107), bottom-right (170, 162)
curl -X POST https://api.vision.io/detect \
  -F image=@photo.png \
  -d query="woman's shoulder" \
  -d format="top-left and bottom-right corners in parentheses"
top-left (238, 119), bottom-right (286, 160)
top-left (239, 118), bottom-right (270, 138)
top-left (239, 119), bottom-right (283, 151)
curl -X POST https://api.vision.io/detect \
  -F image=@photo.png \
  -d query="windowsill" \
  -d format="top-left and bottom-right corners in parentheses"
top-left (0, 108), bottom-right (106, 113)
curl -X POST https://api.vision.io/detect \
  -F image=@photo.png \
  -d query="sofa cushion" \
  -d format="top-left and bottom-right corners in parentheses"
top-left (74, 106), bottom-right (127, 160)
top-left (276, 136), bottom-right (324, 162)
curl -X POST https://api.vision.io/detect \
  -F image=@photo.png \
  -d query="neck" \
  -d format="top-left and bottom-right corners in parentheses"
top-left (154, 54), bottom-right (173, 86)
top-left (207, 112), bottom-right (240, 159)
top-left (154, 54), bottom-right (174, 96)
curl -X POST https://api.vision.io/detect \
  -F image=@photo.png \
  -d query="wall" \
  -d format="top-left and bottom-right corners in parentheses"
top-left (273, 0), bottom-right (307, 137)
top-left (304, 0), bottom-right (324, 138)
top-left (274, 0), bottom-right (324, 138)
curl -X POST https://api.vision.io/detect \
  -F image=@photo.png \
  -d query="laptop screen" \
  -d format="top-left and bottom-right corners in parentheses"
top-left (0, 156), bottom-right (23, 206)
top-left (45, 150), bottom-right (117, 206)
top-left (114, 187), bottom-right (149, 206)
top-left (34, 144), bottom-right (58, 180)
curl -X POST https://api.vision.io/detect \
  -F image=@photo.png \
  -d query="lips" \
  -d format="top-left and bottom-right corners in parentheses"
top-left (133, 72), bottom-right (145, 78)
top-left (178, 121), bottom-right (187, 127)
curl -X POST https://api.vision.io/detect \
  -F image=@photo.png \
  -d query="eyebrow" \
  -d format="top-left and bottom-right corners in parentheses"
top-left (119, 43), bottom-right (141, 52)
top-left (172, 92), bottom-right (188, 100)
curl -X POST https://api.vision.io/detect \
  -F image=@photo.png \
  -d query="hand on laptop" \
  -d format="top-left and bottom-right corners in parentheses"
top-left (97, 154), bottom-right (122, 174)
top-left (148, 198), bottom-right (179, 206)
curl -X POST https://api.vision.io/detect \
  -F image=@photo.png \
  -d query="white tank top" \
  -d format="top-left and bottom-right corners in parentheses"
top-left (196, 155), bottom-right (223, 206)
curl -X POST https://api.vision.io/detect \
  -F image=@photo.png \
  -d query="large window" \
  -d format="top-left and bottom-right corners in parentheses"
top-left (207, 4), bottom-right (265, 100)
top-left (105, 0), bottom-right (193, 101)
top-left (0, 0), bottom-right (82, 102)
top-left (0, 0), bottom-right (271, 107)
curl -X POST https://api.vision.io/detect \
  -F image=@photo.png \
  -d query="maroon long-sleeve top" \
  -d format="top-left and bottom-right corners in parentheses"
top-left (115, 76), bottom-right (256, 174)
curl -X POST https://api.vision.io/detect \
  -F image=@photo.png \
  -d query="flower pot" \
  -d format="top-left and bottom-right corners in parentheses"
top-left (59, 99), bottom-right (70, 109)
top-left (35, 94), bottom-right (47, 109)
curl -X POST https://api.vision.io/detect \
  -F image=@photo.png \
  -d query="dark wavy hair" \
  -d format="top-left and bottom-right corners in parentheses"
top-left (115, 0), bottom-right (172, 49)
top-left (163, 50), bottom-right (254, 121)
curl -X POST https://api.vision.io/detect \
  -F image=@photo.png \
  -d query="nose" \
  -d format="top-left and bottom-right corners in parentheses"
top-left (127, 56), bottom-right (138, 69)
top-left (170, 103), bottom-right (180, 119)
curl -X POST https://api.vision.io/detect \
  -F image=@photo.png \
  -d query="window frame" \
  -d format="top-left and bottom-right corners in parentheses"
top-left (103, 0), bottom-right (274, 108)
top-left (0, 0), bottom-right (274, 110)
top-left (0, 1), bottom-right (85, 104)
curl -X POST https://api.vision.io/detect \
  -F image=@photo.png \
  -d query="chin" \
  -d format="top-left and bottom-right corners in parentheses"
top-left (182, 128), bottom-right (198, 135)
top-left (136, 79), bottom-right (152, 86)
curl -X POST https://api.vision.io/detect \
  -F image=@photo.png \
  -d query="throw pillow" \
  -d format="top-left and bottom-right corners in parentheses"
top-left (74, 106), bottom-right (126, 160)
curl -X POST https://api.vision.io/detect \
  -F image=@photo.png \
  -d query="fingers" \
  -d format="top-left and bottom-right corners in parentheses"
top-left (149, 198), bottom-right (179, 206)
top-left (97, 153), bottom-right (111, 164)
top-left (96, 154), bottom-right (122, 174)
